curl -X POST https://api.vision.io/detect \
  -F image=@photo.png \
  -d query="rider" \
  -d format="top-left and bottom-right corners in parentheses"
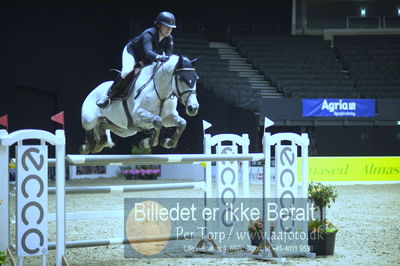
top-left (97, 11), bottom-right (176, 109)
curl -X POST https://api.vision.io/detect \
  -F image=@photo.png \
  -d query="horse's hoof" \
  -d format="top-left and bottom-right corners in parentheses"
top-left (139, 138), bottom-right (151, 149)
top-left (79, 145), bottom-right (90, 154)
top-left (151, 139), bottom-right (159, 147)
top-left (107, 141), bottom-right (115, 148)
top-left (160, 138), bottom-right (173, 149)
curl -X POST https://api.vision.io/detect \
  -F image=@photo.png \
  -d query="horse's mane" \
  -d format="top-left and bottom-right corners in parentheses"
top-left (143, 54), bottom-right (195, 76)
top-left (162, 54), bottom-right (180, 72)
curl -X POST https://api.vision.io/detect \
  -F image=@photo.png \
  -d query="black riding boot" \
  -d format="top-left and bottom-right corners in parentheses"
top-left (96, 75), bottom-right (124, 109)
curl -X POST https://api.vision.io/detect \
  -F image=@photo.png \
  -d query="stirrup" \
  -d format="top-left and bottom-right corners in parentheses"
top-left (96, 97), bottom-right (111, 109)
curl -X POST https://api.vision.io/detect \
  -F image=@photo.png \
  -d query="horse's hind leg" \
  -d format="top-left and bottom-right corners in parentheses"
top-left (160, 114), bottom-right (187, 149)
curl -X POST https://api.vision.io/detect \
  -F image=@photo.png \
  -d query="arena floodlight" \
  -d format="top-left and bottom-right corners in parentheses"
top-left (360, 8), bottom-right (366, 17)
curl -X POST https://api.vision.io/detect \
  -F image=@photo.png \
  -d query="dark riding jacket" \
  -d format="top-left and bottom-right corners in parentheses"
top-left (126, 27), bottom-right (174, 66)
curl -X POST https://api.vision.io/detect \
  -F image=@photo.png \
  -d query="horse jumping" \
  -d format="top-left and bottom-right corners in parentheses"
top-left (80, 55), bottom-right (199, 154)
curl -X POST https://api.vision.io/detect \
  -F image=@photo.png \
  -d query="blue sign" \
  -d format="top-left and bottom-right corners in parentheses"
top-left (302, 99), bottom-right (375, 117)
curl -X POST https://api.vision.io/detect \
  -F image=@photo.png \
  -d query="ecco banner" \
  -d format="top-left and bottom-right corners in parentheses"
top-left (302, 98), bottom-right (375, 117)
top-left (16, 145), bottom-right (48, 257)
top-left (214, 144), bottom-right (243, 247)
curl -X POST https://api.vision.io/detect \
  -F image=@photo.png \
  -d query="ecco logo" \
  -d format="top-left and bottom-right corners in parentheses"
top-left (216, 146), bottom-right (239, 227)
top-left (220, 146), bottom-right (236, 227)
top-left (17, 146), bottom-right (48, 256)
top-left (277, 145), bottom-right (296, 232)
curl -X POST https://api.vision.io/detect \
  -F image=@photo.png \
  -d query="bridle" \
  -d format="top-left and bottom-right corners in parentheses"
top-left (173, 67), bottom-right (198, 106)
top-left (134, 59), bottom-right (198, 116)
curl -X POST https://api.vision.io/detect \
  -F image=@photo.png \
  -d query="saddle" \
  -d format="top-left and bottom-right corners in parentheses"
top-left (110, 69), bottom-right (140, 101)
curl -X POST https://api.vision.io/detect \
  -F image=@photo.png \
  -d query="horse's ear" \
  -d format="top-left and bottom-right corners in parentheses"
top-left (178, 55), bottom-right (183, 66)
top-left (190, 57), bottom-right (200, 66)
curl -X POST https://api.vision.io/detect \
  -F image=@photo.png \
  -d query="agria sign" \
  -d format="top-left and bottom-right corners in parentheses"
top-left (302, 98), bottom-right (375, 117)
top-left (16, 146), bottom-right (48, 256)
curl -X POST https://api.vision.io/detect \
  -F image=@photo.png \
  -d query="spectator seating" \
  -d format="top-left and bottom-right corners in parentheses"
top-left (334, 35), bottom-right (400, 98)
top-left (230, 35), bottom-right (357, 98)
top-left (136, 19), bottom-right (400, 101)
top-left (174, 34), bottom-right (259, 111)
top-left (171, 28), bottom-right (400, 107)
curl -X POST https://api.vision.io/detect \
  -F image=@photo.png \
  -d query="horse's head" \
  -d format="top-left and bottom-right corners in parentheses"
top-left (173, 56), bottom-right (200, 116)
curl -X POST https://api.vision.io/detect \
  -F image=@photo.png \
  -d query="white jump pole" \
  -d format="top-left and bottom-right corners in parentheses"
top-left (65, 153), bottom-right (264, 166)
top-left (301, 133), bottom-right (309, 196)
top-left (55, 130), bottom-right (66, 266)
top-left (0, 130), bottom-right (10, 252)
top-left (48, 181), bottom-right (206, 194)
top-left (47, 234), bottom-right (195, 250)
top-left (203, 134), bottom-right (212, 197)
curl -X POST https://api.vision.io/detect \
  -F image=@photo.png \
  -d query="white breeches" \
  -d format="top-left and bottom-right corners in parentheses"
top-left (121, 45), bottom-right (136, 79)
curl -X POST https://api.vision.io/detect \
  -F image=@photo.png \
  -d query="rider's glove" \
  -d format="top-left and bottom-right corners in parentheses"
top-left (156, 55), bottom-right (169, 62)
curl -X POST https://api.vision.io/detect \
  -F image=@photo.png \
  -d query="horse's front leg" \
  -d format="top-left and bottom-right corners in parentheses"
top-left (160, 114), bottom-right (187, 149)
top-left (80, 129), bottom-right (95, 154)
top-left (134, 108), bottom-right (162, 148)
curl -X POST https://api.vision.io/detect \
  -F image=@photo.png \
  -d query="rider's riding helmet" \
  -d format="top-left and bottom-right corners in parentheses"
top-left (155, 11), bottom-right (176, 28)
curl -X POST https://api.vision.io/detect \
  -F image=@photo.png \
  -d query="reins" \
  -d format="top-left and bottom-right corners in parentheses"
top-left (134, 61), bottom-right (164, 100)
top-left (133, 60), bottom-right (197, 116)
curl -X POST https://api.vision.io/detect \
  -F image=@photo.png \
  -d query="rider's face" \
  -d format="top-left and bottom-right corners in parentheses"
top-left (159, 24), bottom-right (173, 37)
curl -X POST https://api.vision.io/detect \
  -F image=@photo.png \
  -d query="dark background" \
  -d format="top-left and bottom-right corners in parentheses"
top-left (0, 0), bottom-right (290, 155)
top-left (1, 0), bottom-right (399, 156)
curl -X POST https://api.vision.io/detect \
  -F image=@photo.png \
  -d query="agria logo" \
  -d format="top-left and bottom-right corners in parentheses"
top-left (321, 99), bottom-right (356, 113)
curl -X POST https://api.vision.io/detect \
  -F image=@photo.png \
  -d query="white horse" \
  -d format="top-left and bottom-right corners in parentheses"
top-left (80, 55), bottom-right (199, 154)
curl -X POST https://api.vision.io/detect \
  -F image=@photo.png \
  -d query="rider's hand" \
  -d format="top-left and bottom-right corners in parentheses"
top-left (156, 55), bottom-right (169, 62)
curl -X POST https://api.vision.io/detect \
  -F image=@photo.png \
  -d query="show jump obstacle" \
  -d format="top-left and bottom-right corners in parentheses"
top-left (0, 128), bottom-right (309, 265)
